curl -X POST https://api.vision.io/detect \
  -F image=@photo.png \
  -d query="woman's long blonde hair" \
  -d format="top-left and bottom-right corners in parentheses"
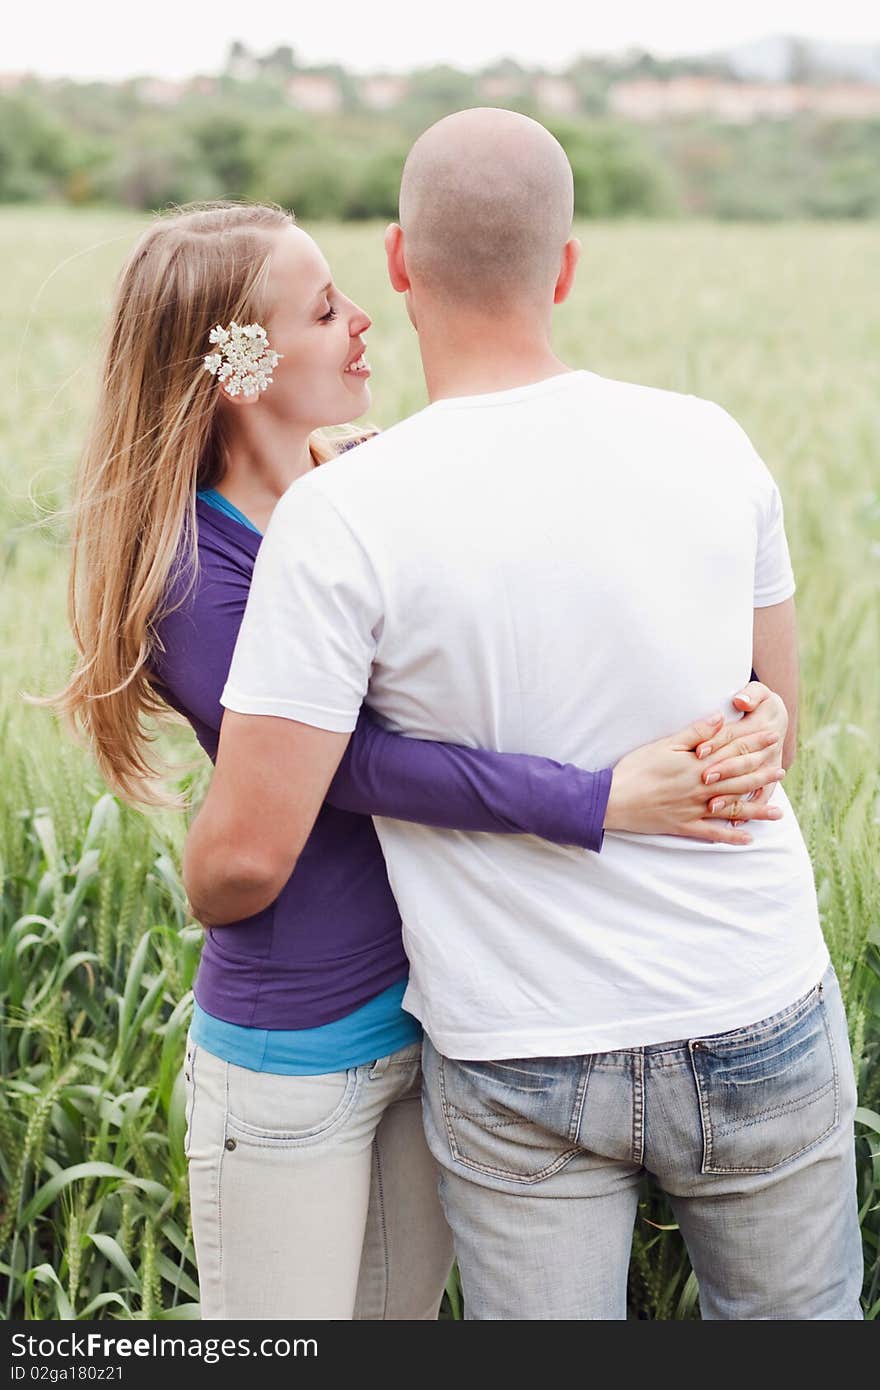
top-left (31, 201), bottom-right (366, 811)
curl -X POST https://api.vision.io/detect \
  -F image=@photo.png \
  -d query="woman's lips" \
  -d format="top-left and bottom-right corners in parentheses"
top-left (343, 354), bottom-right (370, 378)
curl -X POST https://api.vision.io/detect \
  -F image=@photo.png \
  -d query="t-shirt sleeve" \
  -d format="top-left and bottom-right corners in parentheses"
top-left (708, 402), bottom-right (796, 609)
top-left (754, 479), bottom-right (796, 608)
top-left (220, 483), bottom-right (380, 732)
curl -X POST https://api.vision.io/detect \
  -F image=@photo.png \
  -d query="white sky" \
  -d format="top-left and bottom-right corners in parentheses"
top-left (6, 1), bottom-right (878, 80)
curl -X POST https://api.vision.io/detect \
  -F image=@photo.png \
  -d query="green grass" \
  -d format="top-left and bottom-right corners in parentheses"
top-left (1, 209), bottom-right (878, 1319)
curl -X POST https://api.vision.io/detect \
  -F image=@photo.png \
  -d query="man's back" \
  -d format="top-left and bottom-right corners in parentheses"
top-left (227, 369), bottom-right (827, 1056)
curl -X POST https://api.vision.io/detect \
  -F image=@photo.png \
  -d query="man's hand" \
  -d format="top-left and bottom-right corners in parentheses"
top-left (605, 682), bottom-right (788, 845)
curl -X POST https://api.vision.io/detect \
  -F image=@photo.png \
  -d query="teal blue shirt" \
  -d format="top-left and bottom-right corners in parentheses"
top-left (196, 487), bottom-right (262, 535)
top-left (191, 983), bottom-right (421, 1075)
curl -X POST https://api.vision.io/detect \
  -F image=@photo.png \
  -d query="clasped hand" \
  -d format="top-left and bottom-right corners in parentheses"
top-left (605, 681), bottom-right (788, 846)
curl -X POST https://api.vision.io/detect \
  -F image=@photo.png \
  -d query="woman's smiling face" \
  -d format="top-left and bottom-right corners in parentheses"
top-left (255, 225), bottom-right (372, 430)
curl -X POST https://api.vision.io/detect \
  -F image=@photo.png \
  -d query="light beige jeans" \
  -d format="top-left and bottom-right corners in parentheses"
top-left (183, 1036), bottom-right (454, 1319)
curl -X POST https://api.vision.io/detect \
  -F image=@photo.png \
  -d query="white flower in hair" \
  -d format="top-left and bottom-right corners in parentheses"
top-left (203, 321), bottom-right (282, 397)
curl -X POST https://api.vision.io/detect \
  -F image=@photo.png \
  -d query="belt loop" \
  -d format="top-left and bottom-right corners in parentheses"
top-left (369, 1053), bottom-right (390, 1079)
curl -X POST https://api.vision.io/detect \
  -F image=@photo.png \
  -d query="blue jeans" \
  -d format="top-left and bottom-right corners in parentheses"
top-left (421, 963), bottom-right (862, 1319)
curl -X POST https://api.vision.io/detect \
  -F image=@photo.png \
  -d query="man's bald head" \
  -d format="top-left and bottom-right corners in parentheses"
top-left (398, 109), bottom-right (574, 311)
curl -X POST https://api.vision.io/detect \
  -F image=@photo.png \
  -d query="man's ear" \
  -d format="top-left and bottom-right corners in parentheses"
top-left (553, 236), bottom-right (581, 305)
top-left (384, 223), bottom-right (411, 294)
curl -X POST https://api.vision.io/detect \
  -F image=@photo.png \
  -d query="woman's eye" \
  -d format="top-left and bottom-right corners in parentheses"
top-left (319, 306), bottom-right (338, 322)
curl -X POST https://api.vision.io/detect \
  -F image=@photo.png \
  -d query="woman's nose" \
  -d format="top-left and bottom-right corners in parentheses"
top-left (351, 305), bottom-right (372, 336)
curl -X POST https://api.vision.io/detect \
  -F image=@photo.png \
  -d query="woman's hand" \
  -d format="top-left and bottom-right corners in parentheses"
top-left (604, 682), bottom-right (789, 846)
top-left (693, 681), bottom-right (789, 827)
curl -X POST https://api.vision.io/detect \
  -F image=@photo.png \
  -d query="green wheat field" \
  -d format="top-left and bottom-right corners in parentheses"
top-left (1, 209), bottom-right (878, 1319)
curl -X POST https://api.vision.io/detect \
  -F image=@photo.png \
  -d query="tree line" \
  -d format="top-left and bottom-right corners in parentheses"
top-left (1, 77), bottom-right (878, 220)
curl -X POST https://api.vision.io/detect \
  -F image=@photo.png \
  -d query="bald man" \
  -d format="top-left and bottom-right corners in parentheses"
top-left (184, 110), bottom-right (861, 1319)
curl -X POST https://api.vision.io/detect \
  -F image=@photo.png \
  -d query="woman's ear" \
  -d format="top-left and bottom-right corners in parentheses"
top-left (384, 224), bottom-right (411, 295)
top-left (218, 385), bottom-right (261, 408)
top-left (554, 237), bottom-right (581, 305)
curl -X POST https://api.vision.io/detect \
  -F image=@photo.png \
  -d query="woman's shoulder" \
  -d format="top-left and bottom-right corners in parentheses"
top-left (155, 505), bottom-right (254, 630)
top-left (148, 507), bottom-right (254, 700)
top-left (195, 495), bottom-right (262, 559)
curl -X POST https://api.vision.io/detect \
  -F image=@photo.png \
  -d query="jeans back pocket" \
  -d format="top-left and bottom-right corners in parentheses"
top-left (690, 982), bottom-right (839, 1175)
top-left (437, 1054), bottom-right (590, 1184)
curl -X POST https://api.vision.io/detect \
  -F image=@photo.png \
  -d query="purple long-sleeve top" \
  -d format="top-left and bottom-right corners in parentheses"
top-left (149, 496), bottom-right (612, 1029)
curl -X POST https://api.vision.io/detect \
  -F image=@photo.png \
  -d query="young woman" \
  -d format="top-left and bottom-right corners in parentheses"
top-left (45, 202), bottom-right (788, 1319)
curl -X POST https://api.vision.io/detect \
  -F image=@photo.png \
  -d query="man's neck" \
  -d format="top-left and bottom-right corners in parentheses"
top-left (416, 313), bottom-right (571, 404)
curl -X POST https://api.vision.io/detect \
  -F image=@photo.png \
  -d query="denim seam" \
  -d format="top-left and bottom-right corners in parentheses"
top-left (690, 1040), bottom-right (714, 1173)
top-left (696, 982), bottom-right (822, 1051)
top-left (568, 1057), bottom-right (592, 1145)
top-left (632, 1049), bottom-right (645, 1167)
top-left (218, 1057), bottom-right (228, 1320)
top-left (372, 1137), bottom-right (390, 1320)
top-left (183, 1041), bottom-right (197, 1157)
top-left (643, 1051), bottom-right (701, 1070)
top-left (445, 1109), bottom-right (536, 1131)
top-left (437, 1055), bottom-right (456, 1163)
top-left (821, 989), bottom-right (841, 1134)
top-left (445, 1141), bottom-right (580, 1185)
top-left (712, 1077), bottom-right (835, 1135)
top-left (700, 1116), bottom-right (839, 1175)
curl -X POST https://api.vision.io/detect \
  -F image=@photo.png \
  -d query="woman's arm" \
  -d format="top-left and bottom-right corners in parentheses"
top-left (330, 708), bottom-right (613, 851)
top-left (152, 554), bottom-right (787, 853)
top-left (330, 694), bottom-right (787, 851)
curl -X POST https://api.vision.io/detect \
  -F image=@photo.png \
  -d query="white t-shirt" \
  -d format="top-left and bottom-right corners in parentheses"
top-left (222, 370), bottom-right (828, 1057)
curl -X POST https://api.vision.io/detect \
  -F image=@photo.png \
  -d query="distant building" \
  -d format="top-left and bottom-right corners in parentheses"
top-left (814, 83), bottom-right (880, 118)
top-left (188, 76), bottom-right (219, 98)
top-left (714, 82), bottom-right (801, 122)
top-left (477, 73), bottom-right (578, 112)
top-left (479, 75), bottom-right (524, 103)
top-left (285, 74), bottom-right (343, 113)
top-left (532, 76), bottom-right (579, 114)
top-left (138, 78), bottom-right (187, 106)
top-left (609, 76), bottom-right (880, 123)
top-left (360, 75), bottom-right (409, 110)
